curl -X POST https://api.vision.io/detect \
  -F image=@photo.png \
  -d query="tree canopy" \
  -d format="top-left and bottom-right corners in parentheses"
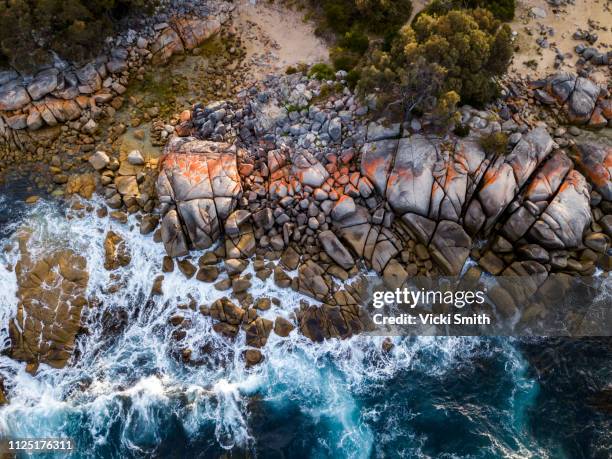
top-left (397, 8), bottom-right (513, 106)
top-left (419, 0), bottom-right (516, 22)
top-left (318, 0), bottom-right (413, 35)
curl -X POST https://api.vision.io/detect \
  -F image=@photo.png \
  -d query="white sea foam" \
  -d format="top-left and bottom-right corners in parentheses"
top-left (0, 198), bottom-right (534, 457)
top-left (0, 260), bottom-right (18, 350)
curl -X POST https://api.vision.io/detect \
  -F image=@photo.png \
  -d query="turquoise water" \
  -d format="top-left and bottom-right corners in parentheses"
top-left (0, 198), bottom-right (610, 458)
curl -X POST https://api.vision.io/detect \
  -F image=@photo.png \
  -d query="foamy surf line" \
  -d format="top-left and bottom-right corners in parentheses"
top-left (0, 199), bottom-right (605, 458)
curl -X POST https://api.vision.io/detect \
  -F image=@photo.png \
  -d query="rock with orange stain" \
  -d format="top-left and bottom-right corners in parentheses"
top-left (291, 149), bottom-right (329, 188)
top-left (501, 151), bottom-right (573, 242)
top-left (600, 99), bottom-right (612, 120)
top-left (523, 151), bottom-right (574, 204)
top-left (464, 127), bottom-right (554, 235)
top-left (157, 137), bottom-right (242, 257)
top-left (386, 135), bottom-right (439, 217)
top-left (172, 17), bottom-right (221, 50)
top-left (360, 139), bottom-right (397, 195)
top-left (588, 107), bottom-right (608, 129)
top-left (150, 27), bottom-right (184, 65)
top-left (362, 135), bottom-right (489, 226)
top-left (572, 142), bottom-right (612, 201)
top-left (543, 73), bottom-right (607, 126)
top-left (356, 126), bottom-right (594, 274)
top-left (528, 170), bottom-right (591, 249)
top-left (429, 138), bottom-right (489, 222)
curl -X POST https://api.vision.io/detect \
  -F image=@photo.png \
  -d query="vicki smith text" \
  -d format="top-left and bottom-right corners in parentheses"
top-left (372, 312), bottom-right (491, 326)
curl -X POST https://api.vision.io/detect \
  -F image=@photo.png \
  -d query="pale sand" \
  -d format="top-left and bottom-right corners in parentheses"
top-left (234, 0), bottom-right (609, 85)
top-left (235, 0), bottom-right (328, 80)
top-left (409, 0), bottom-right (611, 83)
top-left (411, 0), bottom-right (430, 20)
top-left (508, 0), bottom-right (612, 83)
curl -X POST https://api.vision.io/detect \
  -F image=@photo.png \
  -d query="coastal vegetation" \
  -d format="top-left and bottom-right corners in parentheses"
top-left (418, 0), bottom-right (516, 22)
top-left (308, 0), bottom-right (514, 115)
top-left (315, 0), bottom-right (414, 35)
top-left (0, 0), bottom-right (157, 72)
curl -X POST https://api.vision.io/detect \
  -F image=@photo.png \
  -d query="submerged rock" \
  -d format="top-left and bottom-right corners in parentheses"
top-left (103, 231), bottom-right (131, 270)
top-left (9, 243), bottom-right (89, 369)
top-left (297, 303), bottom-right (372, 342)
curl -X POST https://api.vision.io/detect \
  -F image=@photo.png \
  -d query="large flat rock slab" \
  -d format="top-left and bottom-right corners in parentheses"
top-left (529, 170), bottom-right (591, 249)
top-left (157, 137), bottom-right (242, 256)
top-left (9, 245), bottom-right (89, 369)
top-left (465, 127), bottom-right (554, 235)
top-left (541, 73), bottom-right (610, 127)
top-left (572, 142), bottom-right (612, 201)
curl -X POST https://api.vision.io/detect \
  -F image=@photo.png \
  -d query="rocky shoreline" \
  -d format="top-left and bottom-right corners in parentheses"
top-left (0, 1), bottom-right (230, 137)
top-left (2, 1), bottom-right (612, 382)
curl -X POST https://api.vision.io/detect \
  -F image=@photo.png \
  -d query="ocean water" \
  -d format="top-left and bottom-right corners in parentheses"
top-left (0, 197), bottom-right (610, 458)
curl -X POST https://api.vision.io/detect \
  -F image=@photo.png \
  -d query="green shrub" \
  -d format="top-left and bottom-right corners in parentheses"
top-left (419, 0), bottom-right (516, 22)
top-left (319, 84), bottom-right (331, 99)
top-left (453, 123), bottom-right (471, 137)
top-left (401, 9), bottom-right (513, 106)
top-left (331, 47), bottom-right (360, 71)
top-left (479, 132), bottom-right (509, 155)
top-left (315, 0), bottom-right (413, 35)
top-left (323, 1), bottom-right (352, 34)
top-left (353, 0), bottom-right (413, 34)
top-left (355, 50), bottom-right (398, 95)
top-left (339, 29), bottom-right (369, 54)
top-left (346, 69), bottom-right (361, 89)
top-left (286, 104), bottom-right (301, 113)
top-left (308, 63), bottom-right (335, 80)
top-left (479, 0), bottom-right (515, 22)
top-left (0, 0), bottom-right (158, 73)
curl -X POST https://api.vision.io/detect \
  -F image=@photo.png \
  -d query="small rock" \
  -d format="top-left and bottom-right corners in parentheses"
top-left (214, 278), bottom-right (232, 291)
top-left (197, 265), bottom-right (219, 282)
top-left (328, 117), bottom-right (342, 141)
top-left (225, 258), bottom-right (248, 275)
top-left (254, 298), bottom-right (272, 311)
top-left (140, 215), bottom-right (159, 234)
top-left (232, 278), bottom-right (251, 293)
top-left (244, 349), bottom-right (263, 367)
top-left (127, 150), bottom-right (145, 166)
top-left (584, 232), bottom-right (609, 254)
top-left (162, 256), bottom-right (174, 272)
top-left (89, 151), bottom-right (110, 170)
top-left (274, 317), bottom-right (295, 337)
top-left (178, 259), bottom-right (196, 278)
top-left (151, 275), bottom-right (164, 295)
top-left (82, 119), bottom-right (98, 134)
top-left (331, 196), bottom-right (356, 221)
